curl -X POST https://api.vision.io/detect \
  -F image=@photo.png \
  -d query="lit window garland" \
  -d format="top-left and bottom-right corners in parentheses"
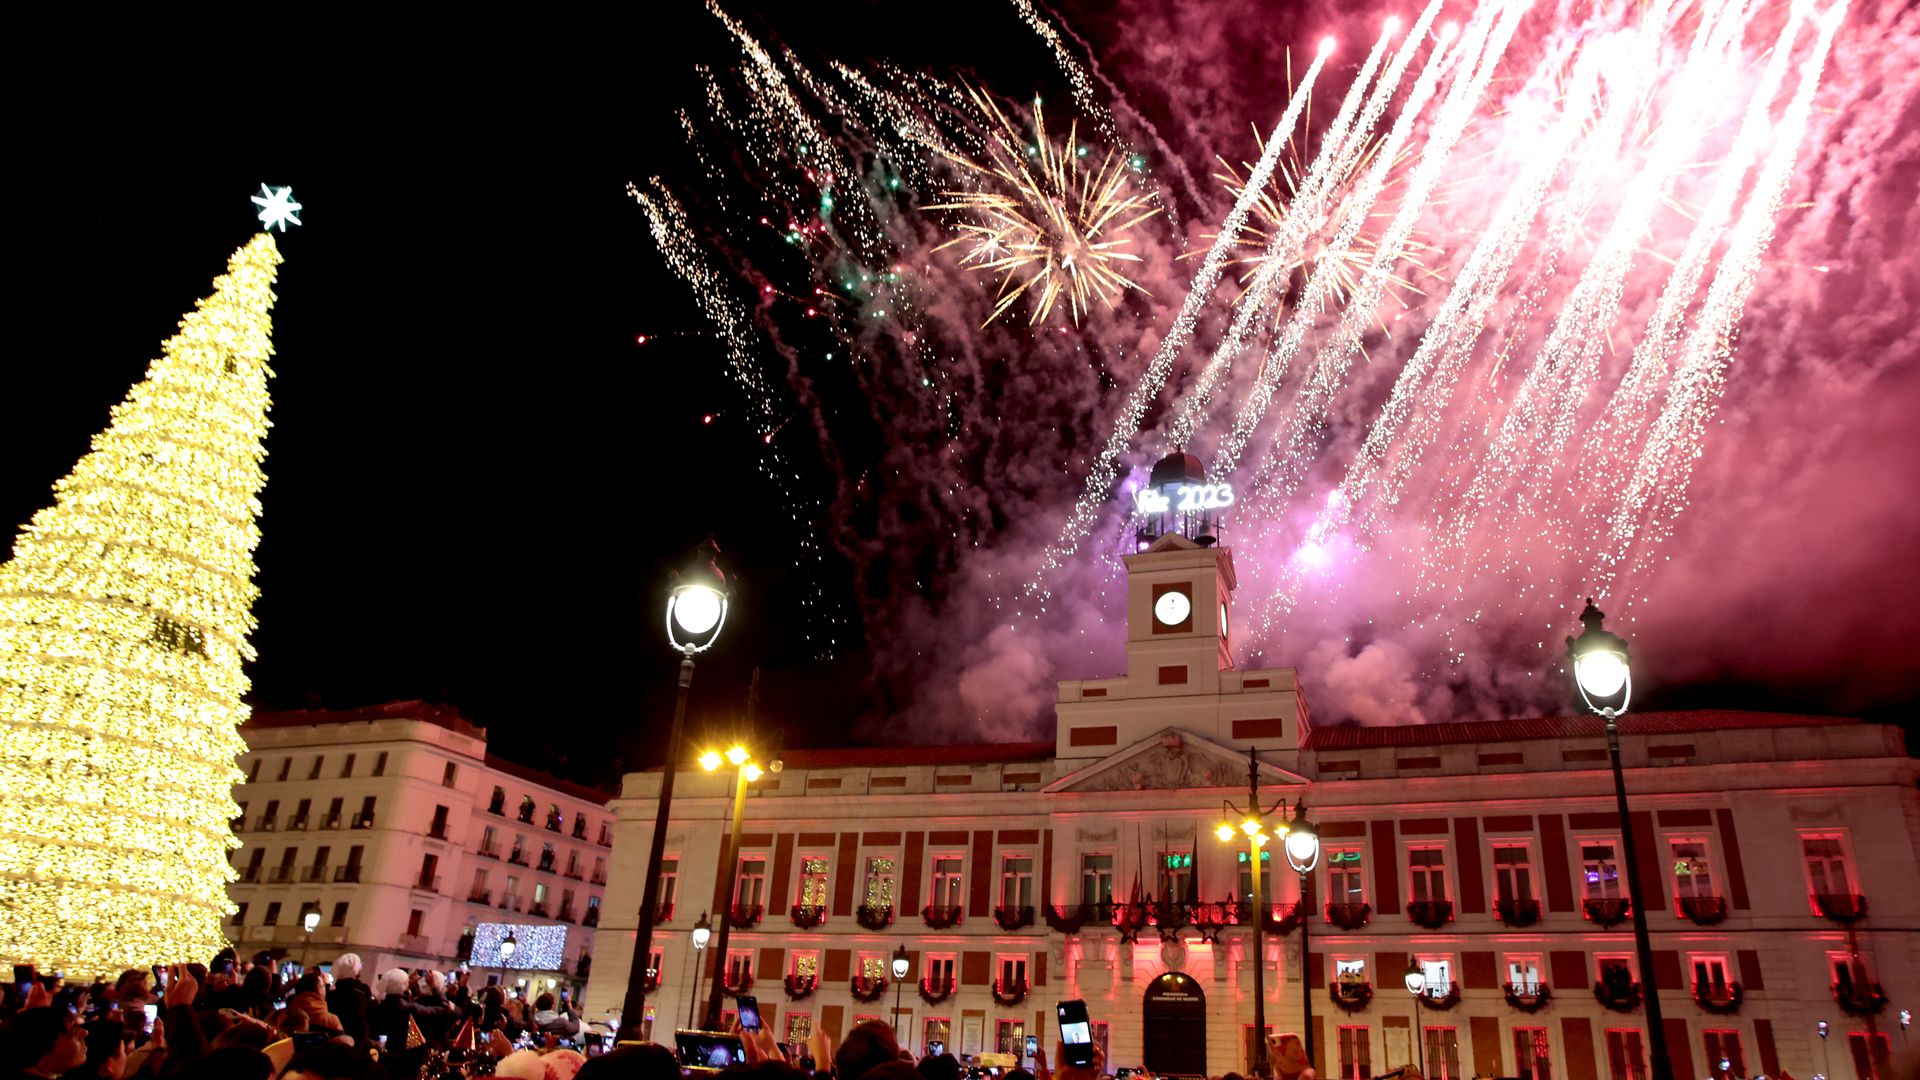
top-left (0, 231), bottom-right (284, 975)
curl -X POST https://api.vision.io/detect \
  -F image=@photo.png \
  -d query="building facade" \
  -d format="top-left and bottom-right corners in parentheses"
top-left (229, 702), bottom-right (615, 993)
top-left (588, 535), bottom-right (1917, 1080)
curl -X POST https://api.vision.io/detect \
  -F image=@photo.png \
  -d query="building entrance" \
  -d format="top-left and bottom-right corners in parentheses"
top-left (1142, 972), bottom-right (1207, 1078)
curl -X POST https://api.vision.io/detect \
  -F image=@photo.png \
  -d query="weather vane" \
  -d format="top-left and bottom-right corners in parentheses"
top-left (251, 183), bottom-right (302, 232)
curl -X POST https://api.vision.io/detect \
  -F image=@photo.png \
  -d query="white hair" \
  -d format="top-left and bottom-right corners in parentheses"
top-left (332, 954), bottom-right (363, 980)
top-left (496, 1051), bottom-right (549, 1080)
top-left (378, 968), bottom-right (411, 997)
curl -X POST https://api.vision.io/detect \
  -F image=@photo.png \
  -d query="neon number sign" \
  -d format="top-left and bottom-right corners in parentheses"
top-left (1134, 482), bottom-right (1234, 514)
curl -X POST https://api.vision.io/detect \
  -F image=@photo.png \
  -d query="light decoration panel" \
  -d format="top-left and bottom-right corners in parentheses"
top-left (472, 922), bottom-right (569, 970)
top-left (0, 232), bottom-right (284, 975)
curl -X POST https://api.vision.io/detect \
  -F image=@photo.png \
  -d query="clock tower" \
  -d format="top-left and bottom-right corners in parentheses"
top-left (1125, 531), bottom-right (1236, 690)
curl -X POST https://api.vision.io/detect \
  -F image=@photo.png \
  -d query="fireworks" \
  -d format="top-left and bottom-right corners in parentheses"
top-left (929, 91), bottom-right (1160, 326)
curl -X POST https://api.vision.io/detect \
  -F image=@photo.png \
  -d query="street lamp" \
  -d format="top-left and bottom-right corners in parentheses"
top-left (622, 540), bottom-right (731, 1044)
top-left (891, 945), bottom-right (911, 1039)
top-left (1214, 748), bottom-right (1314, 1076)
top-left (1567, 598), bottom-right (1670, 1080)
top-left (700, 743), bottom-right (772, 1029)
top-left (1404, 959), bottom-right (1427, 1077)
top-left (687, 913), bottom-right (712, 1029)
top-left (301, 910), bottom-right (321, 969)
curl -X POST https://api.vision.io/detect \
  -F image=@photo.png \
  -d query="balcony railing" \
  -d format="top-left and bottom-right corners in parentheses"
top-left (730, 903), bottom-right (764, 929)
top-left (537, 858), bottom-right (556, 874)
top-left (1593, 977), bottom-right (1643, 1013)
top-left (1503, 982), bottom-right (1552, 1013)
top-left (255, 817), bottom-right (278, 832)
top-left (397, 933), bottom-right (430, 955)
top-left (572, 821), bottom-right (588, 840)
top-left (487, 799), bottom-right (506, 816)
top-left (1329, 980), bottom-right (1374, 1013)
top-left (415, 874), bottom-right (440, 893)
top-left (238, 866), bottom-right (261, 883)
top-left (1407, 899), bottom-right (1454, 930)
top-left (428, 823), bottom-right (450, 840)
top-left (1676, 895), bottom-right (1728, 925)
top-left (563, 866), bottom-right (584, 880)
top-left (918, 975), bottom-right (955, 1005)
top-left (991, 976), bottom-right (1029, 1006)
top-left (529, 902), bottom-right (551, 918)
top-left (1494, 897), bottom-right (1541, 927)
top-left (300, 866), bottom-right (329, 883)
top-left (287, 817), bottom-right (310, 831)
top-left (1812, 893), bottom-right (1867, 923)
top-left (583, 908), bottom-right (600, 927)
top-left (1834, 976), bottom-right (1890, 1017)
top-left (469, 888), bottom-right (492, 905)
top-left (1325, 902), bottom-right (1371, 930)
top-left (792, 904), bottom-right (827, 929)
top-left (1692, 981), bottom-right (1743, 1015)
top-left (993, 905), bottom-right (1035, 931)
top-left (478, 844), bottom-right (500, 860)
top-left (655, 901), bottom-right (675, 923)
top-left (268, 866), bottom-right (294, 884)
top-left (1583, 896), bottom-right (1631, 927)
top-left (351, 815), bottom-right (375, 830)
top-left (517, 805), bottom-right (536, 824)
top-left (590, 872), bottom-right (608, 885)
top-left (320, 815), bottom-right (342, 830)
top-left (500, 895), bottom-right (524, 912)
top-left (923, 905), bottom-right (963, 929)
top-left (557, 905), bottom-right (578, 923)
top-left (333, 866), bottom-right (362, 883)
top-left (856, 903), bottom-right (894, 931)
top-left (508, 852), bottom-right (529, 866)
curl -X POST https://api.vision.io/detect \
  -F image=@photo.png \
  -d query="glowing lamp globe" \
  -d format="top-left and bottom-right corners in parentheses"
top-left (1404, 960), bottom-right (1427, 995)
top-left (692, 912), bottom-right (713, 950)
top-left (1284, 822), bottom-right (1321, 873)
top-left (500, 932), bottom-right (518, 962)
top-left (1215, 824), bottom-right (1237, 843)
top-left (698, 750), bottom-right (724, 772)
top-left (673, 586), bottom-right (723, 636)
top-left (666, 539), bottom-right (731, 654)
top-left (1575, 649), bottom-right (1630, 698)
top-left (303, 911), bottom-right (321, 933)
top-left (891, 944), bottom-right (911, 980)
top-left (1565, 597), bottom-right (1632, 712)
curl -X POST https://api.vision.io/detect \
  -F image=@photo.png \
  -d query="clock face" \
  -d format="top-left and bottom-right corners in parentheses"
top-left (1154, 589), bottom-right (1192, 626)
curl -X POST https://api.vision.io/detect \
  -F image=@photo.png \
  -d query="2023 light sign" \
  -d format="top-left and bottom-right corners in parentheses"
top-left (1135, 482), bottom-right (1235, 515)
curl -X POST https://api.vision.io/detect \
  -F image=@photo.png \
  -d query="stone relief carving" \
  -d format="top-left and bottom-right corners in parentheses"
top-left (1075, 734), bottom-right (1243, 792)
top-left (1077, 826), bottom-right (1120, 842)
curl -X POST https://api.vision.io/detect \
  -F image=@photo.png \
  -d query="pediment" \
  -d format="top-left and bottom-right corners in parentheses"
top-left (1046, 728), bottom-right (1307, 794)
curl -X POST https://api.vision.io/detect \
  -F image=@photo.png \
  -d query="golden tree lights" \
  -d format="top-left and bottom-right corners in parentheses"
top-left (0, 229), bottom-right (285, 975)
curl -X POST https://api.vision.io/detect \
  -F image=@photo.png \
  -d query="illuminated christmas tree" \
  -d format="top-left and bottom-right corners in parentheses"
top-left (0, 187), bottom-right (299, 973)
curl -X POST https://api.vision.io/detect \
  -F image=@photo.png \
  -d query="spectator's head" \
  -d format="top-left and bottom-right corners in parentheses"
top-left (84, 1018), bottom-right (132, 1080)
top-left (2, 1007), bottom-right (88, 1076)
top-left (1005, 1070), bottom-right (1034, 1080)
top-left (242, 968), bottom-right (271, 997)
top-left (113, 971), bottom-right (150, 1006)
top-left (862, 1063), bottom-right (923, 1080)
top-left (375, 971), bottom-right (409, 999)
top-left (571, 1044), bottom-right (679, 1080)
top-left (917, 1052), bottom-right (962, 1080)
top-left (543, 1048), bottom-right (586, 1080)
top-left (496, 1051), bottom-right (548, 1080)
top-left (330, 956), bottom-right (362, 983)
top-left (185, 1046), bottom-right (274, 1080)
top-left (835, 1020), bottom-right (903, 1080)
top-left (294, 972), bottom-right (323, 997)
top-left (533, 994), bottom-right (555, 1012)
top-left (282, 1041), bottom-right (365, 1080)
top-left (422, 971), bottom-right (445, 997)
top-left (1218, 1072), bottom-right (1247, 1080)
top-left (212, 1019), bottom-right (273, 1053)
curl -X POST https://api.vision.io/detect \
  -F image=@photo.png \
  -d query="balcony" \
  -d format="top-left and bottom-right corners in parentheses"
top-left (1692, 981), bottom-right (1743, 1015)
top-left (576, 954), bottom-right (593, 979)
top-left (1593, 976), bottom-right (1643, 1013)
top-left (783, 973), bottom-right (818, 1000)
top-left (320, 815), bottom-right (342, 830)
top-left (654, 901), bottom-right (675, 923)
top-left (923, 905), bottom-right (963, 929)
top-left (536, 857), bottom-right (557, 874)
top-left (1812, 893), bottom-right (1867, 923)
top-left (487, 798), bottom-right (506, 816)
top-left (792, 904), bottom-right (827, 929)
top-left (730, 903), bottom-right (764, 929)
top-left (529, 902), bottom-right (551, 919)
top-left (918, 975), bottom-right (955, 1005)
top-left (1494, 897), bottom-right (1541, 927)
top-left (508, 851), bottom-right (530, 866)
top-left (1407, 899), bottom-right (1454, 930)
top-left (572, 821), bottom-right (588, 840)
top-left (255, 817), bottom-right (277, 832)
top-left (597, 830), bottom-right (613, 848)
top-left (478, 844), bottom-right (501, 860)
top-left (333, 866), bottom-right (362, 883)
top-left (397, 933), bottom-right (430, 955)
top-left (991, 977), bottom-right (1029, 1006)
top-left (468, 888), bottom-right (492, 905)
top-left (287, 817), bottom-right (310, 832)
top-left (1833, 975), bottom-right (1890, 1017)
top-left (1325, 902), bottom-right (1371, 930)
top-left (993, 905), bottom-right (1035, 931)
top-left (583, 908), bottom-right (600, 927)
top-left (545, 814), bottom-right (564, 833)
top-left (1583, 896), bottom-right (1631, 927)
top-left (856, 903), bottom-right (894, 931)
top-left (563, 866), bottom-right (584, 880)
top-left (351, 815), bottom-right (375, 830)
top-left (414, 874), bottom-right (441, 894)
top-left (1329, 980), bottom-right (1374, 1013)
top-left (500, 895), bottom-right (524, 913)
top-left (557, 905), bottom-right (578, 923)
top-left (1676, 895), bottom-right (1728, 926)
top-left (300, 866), bottom-right (329, 883)
top-left (517, 805), bottom-right (536, 824)
top-left (590, 871), bottom-right (608, 885)
top-left (1503, 982), bottom-right (1552, 1013)
top-left (268, 866), bottom-right (294, 884)
top-left (428, 823), bottom-right (450, 841)
top-left (238, 866), bottom-right (261, 883)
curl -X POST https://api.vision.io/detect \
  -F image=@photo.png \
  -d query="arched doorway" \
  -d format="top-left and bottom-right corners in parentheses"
top-left (1142, 972), bottom-right (1207, 1078)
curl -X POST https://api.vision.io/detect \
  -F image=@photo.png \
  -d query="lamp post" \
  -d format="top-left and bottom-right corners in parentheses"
top-left (687, 913), bottom-right (712, 1029)
top-left (301, 910), bottom-right (320, 969)
top-left (499, 930), bottom-right (518, 990)
top-left (1567, 598), bottom-right (1670, 1080)
top-left (1214, 748), bottom-right (1317, 1076)
top-left (620, 540), bottom-right (730, 1044)
top-left (891, 945), bottom-right (911, 1040)
top-left (701, 745), bottom-right (768, 1029)
top-left (1284, 803), bottom-right (1319, 1077)
top-left (1404, 959), bottom-right (1427, 1077)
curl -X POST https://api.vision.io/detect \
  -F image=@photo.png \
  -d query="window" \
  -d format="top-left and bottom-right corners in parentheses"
top-left (506, 874), bottom-right (521, 899)
top-left (793, 952), bottom-right (819, 978)
top-left (1506, 955), bottom-right (1543, 994)
top-left (262, 799), bottom-right (280, 828)
top-left (1690, 956), bottom-right (1732, 1000)
top-left (372, 752), bottom-right (387, 777)
top-left (443, 761), bottom-right (459, 788)
top-left (1847, 1031), bottom-right (1894, 1080)
top-left (1001, 855), bottom-right (1034, 908)
top-left (245, 848), bottom-right (265, 878)
top-left (1492, 844), bottom-right (1533, 901)
top-left (725, 952), bottom-right (753, 987)
top-left (277, 758), bottom-right (291, 782)
top-left (1338, 1026), bottom-right (1372, 1080)
top-left (998, 955), bottom-right (1028, 990)
top-left (923, 1018), bottom-right (952, 1058)
top-left (420, 853), bottom-right (439, 890)
top-left (1582, 842), bottom-right (1623, 899)
top-left (1237, 848), bottom-right (1272, 901)
top-left (355, 796), bottom-right (376, 828)
top-left (1409, 847), bottom-right (1448, 902)
top-left (658, 859), bottom-right (679, 910)
top-left (325, 797), bottom-right (343, 827)
top-left (232, 903), bottom-right (248, 926)
top-left (1334, 958), bottom-right (1368, 986)
top-left (533, 881), bottom-right (548, 905)
top-left (406, 909), bottom-right (424, 936)
top-left (293, 798), bottom-right (311, 827)
top-left (1328, 847), bottom-right (1365, 903)
top-left (931, 856), bottom-right (964, 907)
top-left (489, 786), bottom-right (506, 813)
top-left (308, 755), bottom-right (324, 780)
top-left (1604, 1029), bottom-right (1647, 1080)
top-left (1671, 840), bottom-right (1714, 899)
top-left (1160, 851), bottom-right (1192, 900)
top-left (1802, 834), bottom-right (1852, 895)
top-left (1415, 957), bottom-right (1453, 998)
top-left (1080, 853), bottom-right (1114, 905)
top-left (310, 845), bottom-right (331, 875)
top-left (1423, 1026), bottom-right (1461, 1080)
top-left (247, 759), bottom-right (262, 783)
top-left (925, 955), bottom-right (956, 988)
top-left (264, 901), bottom-right (282, 925)
top-left (786, 1013), bottom-right (814, 1043)
top-left (799, 857), bottom-right (831, 907)
top-left (1701, 1030), bottom-right (1744, 1080)
top-left (1598, 956), bottom-right (1634, 987)
top-left (430, 805), bottom-right (450, 838)
top-left (339, 753), bottom-right (355, 778)
top-left (860, 955), bottom-right (886, 981)
top-left (995, 1020), bottom-right (1026, 1056)
top-left (647, 949), bottom-right (664, 983)
top-left (864, 856), bottom-right (897, 909)
top-left (1513, 1027), bottom-right (1552, 1080)
top-left (736, 856), bottom-right (768, 908)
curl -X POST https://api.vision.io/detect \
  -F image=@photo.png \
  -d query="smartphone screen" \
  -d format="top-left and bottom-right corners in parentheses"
top-left (1056, 999), bottom-right (1094, 1067)
top-left (1025, 1036), bottom-right (1038, 1059)
top-left (144, 1004), bottom-right (159, 1023)
top-left (734, 993), bottom-right (762, 1032)
top-left (376, 1035), bottom-right (389, 1049)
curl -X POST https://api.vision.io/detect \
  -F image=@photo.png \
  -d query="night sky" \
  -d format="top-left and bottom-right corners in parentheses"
top-left (9, 2), bottom-right (1918, 784)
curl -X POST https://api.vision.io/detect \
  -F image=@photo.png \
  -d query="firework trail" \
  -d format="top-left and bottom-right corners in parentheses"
top-left (1604, 0), bottom-right (1850, 576)
top-left (1019, 44), bottom-right (1333, 607)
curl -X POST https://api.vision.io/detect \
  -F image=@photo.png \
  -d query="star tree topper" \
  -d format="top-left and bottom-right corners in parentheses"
top-left (251, 183), bottom-right (302, 232)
